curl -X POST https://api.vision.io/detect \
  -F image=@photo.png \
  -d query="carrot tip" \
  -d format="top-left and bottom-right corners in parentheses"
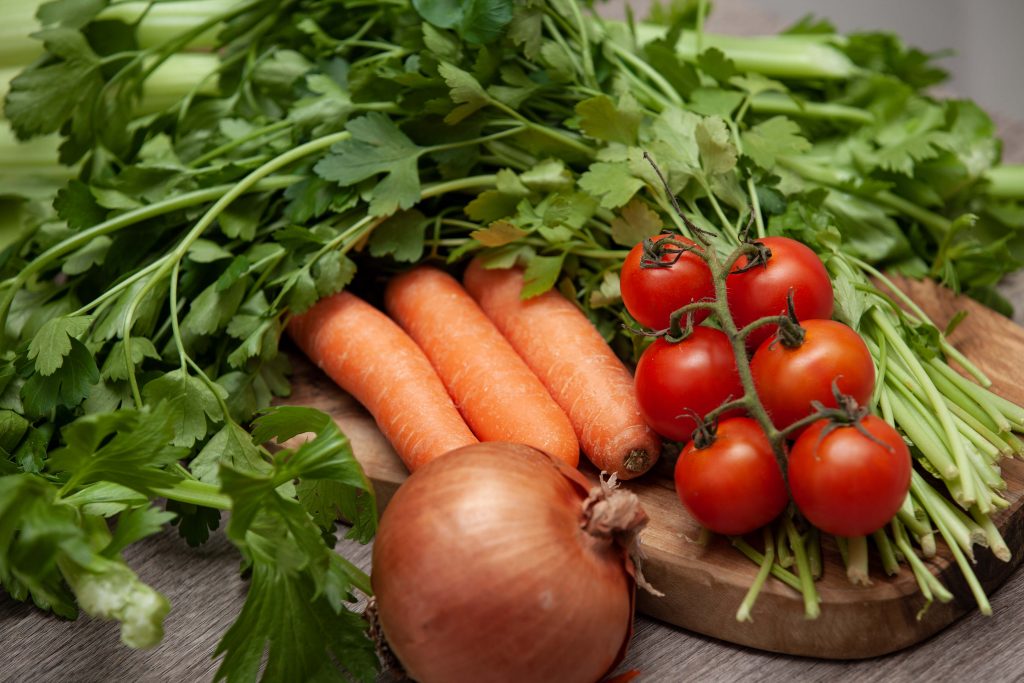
top-left (623, 449), bottom-right (651, 474)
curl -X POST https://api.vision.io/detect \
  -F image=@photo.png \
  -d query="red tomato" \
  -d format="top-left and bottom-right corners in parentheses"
top-left (620, 234), bottom-right (714, 330)
top-left (674, 418), bottom-right (788, 535)
top-left (634, 327), bottom-right (743, 442)
top-left (789, 416), bottom-right (911, 537)
top-left (751, 319), bottom-right (875, 434)
top-left (727, 236), bottom-right (834, 350)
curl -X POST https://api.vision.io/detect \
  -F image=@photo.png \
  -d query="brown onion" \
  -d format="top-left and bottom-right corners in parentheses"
top-left (371, 442), bottom-right (649, 683)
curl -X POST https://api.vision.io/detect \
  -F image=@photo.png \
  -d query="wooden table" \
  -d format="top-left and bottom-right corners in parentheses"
top-left (3, 527), bottom-right (1023, 682)
top-left (4, 1), bottom-right (1024, 680)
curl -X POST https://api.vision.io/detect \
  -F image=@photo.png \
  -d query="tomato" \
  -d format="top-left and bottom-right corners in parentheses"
top-left (620, 233), bottom-right (714, 330)
top-left (674, 418), bottom-right (788, 535)
top-left (751, 319), bottom-right (874, 434)
top-left (789, 416), bottom-right (911, 537)
top-left (634, 327), bottom-right (743, 442)
top-left (727, 236), bottom-right (834, 350)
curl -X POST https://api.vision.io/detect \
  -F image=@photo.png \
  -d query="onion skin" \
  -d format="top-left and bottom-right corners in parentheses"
top-left (372, 442), bottom-right (639, 683)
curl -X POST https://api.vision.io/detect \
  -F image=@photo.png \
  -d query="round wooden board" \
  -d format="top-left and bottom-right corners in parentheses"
top-left (281, 276), bottom-right (1024, 659)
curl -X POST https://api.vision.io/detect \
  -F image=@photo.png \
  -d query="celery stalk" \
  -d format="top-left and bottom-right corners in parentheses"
top-left (138, 53), bottom-right (221, 115)
top-left (0, 0), bottom-right (47, 66)
top-left (97, 1), bottom-right (236, 51)
top-left (750, 93), bottom-right (874, 125)
top-left (632, 24), bottom-right (859, 80)
top-left (985, 165), bottom-right (1024, 199)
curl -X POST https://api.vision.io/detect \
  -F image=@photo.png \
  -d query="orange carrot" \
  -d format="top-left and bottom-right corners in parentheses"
top-left (385, 266), bottom-right (580, 467)
top-left (288, 291), bottom-right (478, 472)
top-left (463, 258), bottom-right (661, 479)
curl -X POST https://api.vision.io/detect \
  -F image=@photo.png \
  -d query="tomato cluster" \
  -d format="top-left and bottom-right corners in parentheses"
top-left (623, 234), bottom-right (912, 538)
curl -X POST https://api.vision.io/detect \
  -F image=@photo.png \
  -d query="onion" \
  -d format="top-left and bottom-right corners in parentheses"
top-left (371, 442), bottom-right (651, 683)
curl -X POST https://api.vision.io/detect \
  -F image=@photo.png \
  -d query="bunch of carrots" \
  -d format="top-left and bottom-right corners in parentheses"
top-left (288, 260), bottom-right (662, 479)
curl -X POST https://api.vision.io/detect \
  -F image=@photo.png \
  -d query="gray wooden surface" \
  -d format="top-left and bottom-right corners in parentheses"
top-left (5, 1), bottom-right (1024, 681)
top-left (3, 527), bottom-right (1024, 682)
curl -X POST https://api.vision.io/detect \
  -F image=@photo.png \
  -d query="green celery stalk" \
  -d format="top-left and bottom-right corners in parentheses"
top-left (0, 0), bottom-right (47, 66)
top-left (97, 0), bottom-right (235, 51)
top-left (632, 24), bottom-right (859, 80)
top-left (750, 93), bottom-right (874, 125)
top-left (138, 53), bottom-right (221, 115)
top-left (0, 0), bottom-right (227, 67)
top-left (985, 165), bottom-right (1024, 199)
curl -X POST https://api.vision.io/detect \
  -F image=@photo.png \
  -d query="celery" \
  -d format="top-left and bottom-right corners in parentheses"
top-left (97, 1), bottom-right (235, 51)
top-left (985, 165), bottom-right (1024, 199)
top-left (0, 0), bottom-right (48, 66)
top-left (138, 53), bottom-right (221, 115)
top-left (632, 24), bottom-right (859, 80)
top-left (0, 0), bottom-right (225, 67)
top-left (749, 93), bottom-right (874, 125)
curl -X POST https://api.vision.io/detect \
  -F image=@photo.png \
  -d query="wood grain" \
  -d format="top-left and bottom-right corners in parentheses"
top-left (283, 276), bottom-right (1024, 660)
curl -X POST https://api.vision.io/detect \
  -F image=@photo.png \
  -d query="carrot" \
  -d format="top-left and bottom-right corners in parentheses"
top-left (463, 258), bottom-right (661, 479)
top-left (287, 290), bottom-right (478, 472)
top-left (385, 265), bottom-right (580, 467)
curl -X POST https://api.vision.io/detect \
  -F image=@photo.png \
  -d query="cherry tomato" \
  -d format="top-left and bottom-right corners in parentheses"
top-left (620, 234), bottom-right (714, 330)
top-left (634, 327), bottom-right (743, 442)
top-left (727, 236), bottom-right (834, 350)
top-left (751, 319), bottom-right (875, 434)
top-left (674, 418), bottom-right (788, 535)
top-left (789, 416), bottom-right (911, 537)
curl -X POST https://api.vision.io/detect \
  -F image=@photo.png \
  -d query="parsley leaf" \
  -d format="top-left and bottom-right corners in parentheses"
top-left (696, 47), bottom-right (739, 83)
top-left (21, 338), bottom-right (99, 418)
top-left (695, 116), bottom-right (738, 175)
top-left (103, 505), bottom-right (178, 558)
top-left (142, 370), bottom-right (225, 448)
top-left (413, 0), bottom-right (514, 45)
top-left (47, 407), bottom-right (187, 495)
top-left (521, 253), bottom-right (565, 298)
top-left (251, 405), bottom-right (331, 444)
top-left (471, 220), bottom-right (528, 246)
top-left (439, 62), bottom-right (489, 124)
top-left (742, 116), bottom-right (811, 171)
top-left (578, 162), bottom-right (645, 209)
top-left (368, 210), bottom-right (427, 262)
top-left (214, 413), bottom-right (378, 681)
top-left (4, 28), bottom-right (103, 139)
top-left (190, 422), bottom-right (269, 485)
top-left (610, 197), bottom-right (663, 246)
top-left (28, 315), bottom-right (92, 376)
top-left (314, 113), bottom-right (424, 216)
top-left (575, 94), bottom-right (642, 145)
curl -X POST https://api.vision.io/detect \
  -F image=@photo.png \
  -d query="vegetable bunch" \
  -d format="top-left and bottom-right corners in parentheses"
top-left (1, 0), bottom-right (1023, 679)
top-left (625, 216), bottom-right (915, 615)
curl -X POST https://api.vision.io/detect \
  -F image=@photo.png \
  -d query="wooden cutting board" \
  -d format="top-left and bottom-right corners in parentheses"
top-left (282, 276), bottom-right (1024, 659)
